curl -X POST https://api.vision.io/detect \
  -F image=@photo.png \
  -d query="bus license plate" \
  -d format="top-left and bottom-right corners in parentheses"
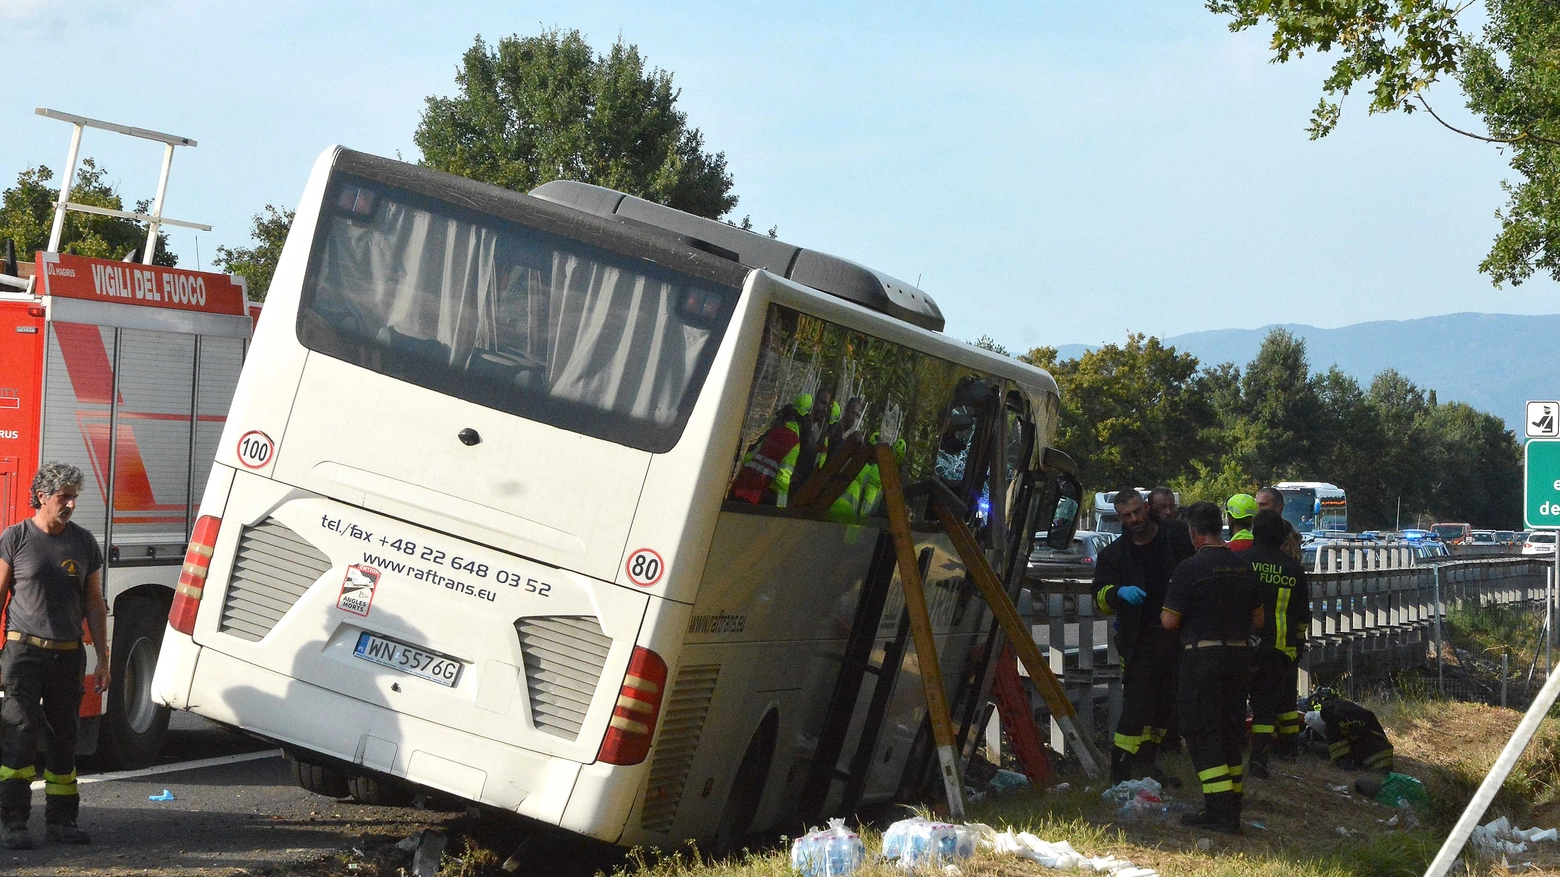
top-left (353, 632), bottom-right (462, 687)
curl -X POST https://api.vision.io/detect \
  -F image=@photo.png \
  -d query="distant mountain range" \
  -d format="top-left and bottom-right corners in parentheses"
top-left (1052, 313), bottom-right (1555, 436)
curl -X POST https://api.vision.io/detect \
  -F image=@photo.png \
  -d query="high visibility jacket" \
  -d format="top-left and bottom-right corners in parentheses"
top-left (828, 468), bottom-right (865, 522)
top-left (857, 463), bottom-right (883, 516)
top-left (730, 419), bottom-right (801, 505)
top-left (1228, 528), bottom-right (1253, 552)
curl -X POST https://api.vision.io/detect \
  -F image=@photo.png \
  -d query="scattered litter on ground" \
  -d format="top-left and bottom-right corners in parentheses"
top-left (1195, 838), bottom-right (1212, 852)
top-left (147, 789), bottom-right (175, 802)
top-left (792, 817), bottom-right (866, 875)
top-left (410, 829), bottom-right (447, 877)
top-left (988, 769), bottom-right (1030, 793)
top-left (1100, 778), bottom-right (1162, 803)
top-left (1248, 821), bottom-right (1267, 830)
top-left (1046, 782), bottom-right (1071, 793)
top-left (990, 828), bottom-right (1158, 875)
top-left (1471, 816), bottom-right (1560, 857)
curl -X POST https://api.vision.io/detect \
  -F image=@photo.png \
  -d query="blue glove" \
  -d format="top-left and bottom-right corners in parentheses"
top-left (1118, 586), bottom-right (1147, 606)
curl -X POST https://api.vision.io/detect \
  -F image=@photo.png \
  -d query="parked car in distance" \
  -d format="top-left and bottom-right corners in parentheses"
top-left (1515, 531), bottom-right (1532, 545)
top-left (1469, 530), bottom-right (1497, 545)
top-left (1400, 529), bottom-right (1433, 542)
top-left (1432, 522), bottom-right (1472, 546)
top-left (1494, 530), bottom-right (1518, 545)
top-left (1523, 533), bottom-right (1557, 556)
top-left (1029, 530), bottom-right (1111, 580)
top-left (1412, 542), bottom-right (1451, 563)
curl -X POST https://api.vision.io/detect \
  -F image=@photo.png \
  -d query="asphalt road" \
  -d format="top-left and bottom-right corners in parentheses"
top-left (4, 712), bottom-right (462, 876)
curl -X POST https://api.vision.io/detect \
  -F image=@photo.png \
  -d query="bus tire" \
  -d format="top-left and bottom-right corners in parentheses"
top-left (294, 758), bottom-right (350, 798)
top-left (96, 597), bottom-right (172, 769)
top-left (348, 773), bottom-right (415, 807)
top-left (711, 711), bottom-right (777, 855)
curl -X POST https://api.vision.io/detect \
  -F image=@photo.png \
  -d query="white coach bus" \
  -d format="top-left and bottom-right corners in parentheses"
top-left (151, 147), bottom-right (1080, 847)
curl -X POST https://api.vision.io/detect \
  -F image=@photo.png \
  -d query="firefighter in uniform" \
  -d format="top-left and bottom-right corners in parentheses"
top-left (1093, 488), bottom-right (1195, 783)
top-left (0, 462), bottom-right (110, 848)
top-left (1225, 493), bottom-right (1257, 551)
top-left (1309, 688), bottom-right (1394, 772)
top-left (730, 394), bottom-right (813, 507)
top-left (1160, 501), bottom-right (1263, 834)
top-left (1239, 509), bottom-right (1311, 776)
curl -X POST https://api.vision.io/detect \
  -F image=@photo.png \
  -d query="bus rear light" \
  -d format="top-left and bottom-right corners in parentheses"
top-left (169, 515), bottom-right (221, 636)
top-left (597, 646), bottom-right (667, 766)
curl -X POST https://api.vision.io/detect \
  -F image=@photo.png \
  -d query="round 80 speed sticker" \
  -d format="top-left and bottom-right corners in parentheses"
top-left (237, 430), bottom-right (274, 469)
top-left (625, 548), bottom-right (664, 587)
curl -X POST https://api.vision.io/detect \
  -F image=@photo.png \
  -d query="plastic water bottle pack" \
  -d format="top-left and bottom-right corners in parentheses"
top-left (790, 818), bottom-right (866, 877)
top-left (879, 817), bottom-right (981, 867)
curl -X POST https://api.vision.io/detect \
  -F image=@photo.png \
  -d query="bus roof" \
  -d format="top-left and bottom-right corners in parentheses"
top-left (531, 180), bottom-right (946, 333)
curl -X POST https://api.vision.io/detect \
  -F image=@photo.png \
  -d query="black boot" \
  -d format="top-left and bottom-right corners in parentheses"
top-left (1136, 742), bottom-right (1183, 788)
top-left (1272, 734), bottom-right (1299, 761)
top-left (1110, 747), bottom-right (1134, 784)
top-left (44, 789), bottom-right (85, 844)
top-left (0, 778), bottom-right (31, 850)
top-left (1182, 792), bottom-right (1241, 835)
top-left (1248, 736), bottom-right (1272, 779)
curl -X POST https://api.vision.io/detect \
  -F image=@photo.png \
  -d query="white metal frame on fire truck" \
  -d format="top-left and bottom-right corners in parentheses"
top-left (26, 109), bottom-right (219, 591)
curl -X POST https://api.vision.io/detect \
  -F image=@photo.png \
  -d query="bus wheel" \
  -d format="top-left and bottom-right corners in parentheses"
top-left (97, 597), bottom-right (172, 769)
top-left (348, 773), bottom-right (415, 807)
top-left (712, 711), bottom-right (777, 856)
top-left (293, 757), bottom-right (350, 798)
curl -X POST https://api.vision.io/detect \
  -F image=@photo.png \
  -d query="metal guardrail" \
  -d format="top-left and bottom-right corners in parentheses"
top-left (1022, 555), bottom-right (1555, 758)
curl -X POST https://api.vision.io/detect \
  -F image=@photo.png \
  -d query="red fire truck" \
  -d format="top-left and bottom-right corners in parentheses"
top-left (0, 251), bottom-right (253, 767)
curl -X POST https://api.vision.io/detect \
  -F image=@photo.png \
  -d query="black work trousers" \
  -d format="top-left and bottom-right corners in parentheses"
top-left (0, 642), bottom-right (85, 827)
top-left (1178, 644), bottom-right (1251, 801)
top-left (1249, 648), bottom-right (1300, 748)
top-left (1114, 626), bottom-right (1181, 754)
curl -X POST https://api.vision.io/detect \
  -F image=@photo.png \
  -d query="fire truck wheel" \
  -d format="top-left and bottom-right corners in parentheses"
top-left (98, 597), bottom-right (172, 769)
top-left (348, 773), bottom-right (415, 807)
top-left (293, 757), bottom-right (350, 798)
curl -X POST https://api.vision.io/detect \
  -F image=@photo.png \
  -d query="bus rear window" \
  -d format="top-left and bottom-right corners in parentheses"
top-left (296, 175), bottom-right (738, 452)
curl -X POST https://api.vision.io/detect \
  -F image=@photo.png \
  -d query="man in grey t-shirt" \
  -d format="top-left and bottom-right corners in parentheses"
top-left (0, 462), bottom-right (109, 848)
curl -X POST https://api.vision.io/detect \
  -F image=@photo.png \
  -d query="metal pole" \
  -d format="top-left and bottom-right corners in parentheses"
top-left (1424, 661), bottom-right (1560, 877)
top-left (1502, 653), bottom-right (1509, 709)
top-left (142, 142), bottom-right (176, 265)
top-left (46, 122), bottom-right (85, 253)
top-left (184, 337), bottom-right (201, 543)
top-left (1435, 565), bottom-right (1445, 696)
top-left (103, 328), bottom-right (121, 600)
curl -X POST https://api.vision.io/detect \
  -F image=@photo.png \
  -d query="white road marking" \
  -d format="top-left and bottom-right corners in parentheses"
top-left (30, 749), bottom-right (282, 790)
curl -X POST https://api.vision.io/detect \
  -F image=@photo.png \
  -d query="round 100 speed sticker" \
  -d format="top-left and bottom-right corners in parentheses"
top-left (625, 548), bottom-right (664, 587)
top-left (237, 430), bottom-right (274, 469)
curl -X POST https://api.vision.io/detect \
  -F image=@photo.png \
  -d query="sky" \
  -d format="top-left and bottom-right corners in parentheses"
top-left (1, 0), bottom-right (1553, 352)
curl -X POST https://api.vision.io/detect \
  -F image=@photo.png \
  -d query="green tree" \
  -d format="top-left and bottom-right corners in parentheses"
top-left (415, 30), bottom-right (737, 219)
top-left (1209, 0), bottom-right (1560, 285)
top-left (212, 205), bottom-right (294, 302)
top-left (0, 159), bottom-right (175, 266)
top-left (1021, 334), bottom-right (1213, 490)
top-left (1238, 329), bottom-right (1322, 483)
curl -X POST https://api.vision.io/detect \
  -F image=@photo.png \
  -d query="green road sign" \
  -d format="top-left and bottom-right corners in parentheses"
top-left (1526, 439), bottom-right (1560, 529)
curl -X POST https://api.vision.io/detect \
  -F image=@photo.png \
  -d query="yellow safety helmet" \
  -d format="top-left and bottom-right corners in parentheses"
top-left (1226, 493), bottom-right (1258, 520)
top-left (793, 393), bottom-right (813, 417)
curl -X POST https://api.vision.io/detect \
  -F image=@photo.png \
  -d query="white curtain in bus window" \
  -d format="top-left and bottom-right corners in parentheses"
top-left (300, 181), bottom-right (732, 451)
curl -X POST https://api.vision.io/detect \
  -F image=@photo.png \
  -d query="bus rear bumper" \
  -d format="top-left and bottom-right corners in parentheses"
top-left (186, 648), bottom-right (626, 835)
